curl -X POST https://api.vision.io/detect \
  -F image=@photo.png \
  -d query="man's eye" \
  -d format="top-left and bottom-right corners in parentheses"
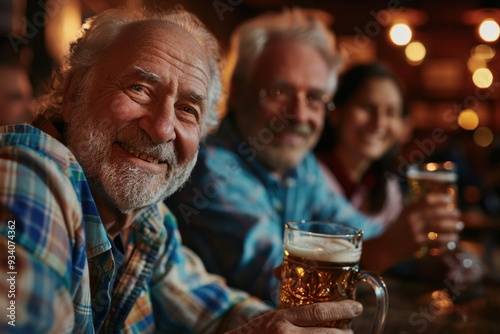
top-left (268, 87), bottom-right (282, 97)
top-left (307, 94), bottom-right (324, 103)
top-left (307, 94), bottom-right (327, 109)
top-left (181, 106), bottom-right (197, 115)
top-left (131, 85), bottom-right (144, 92)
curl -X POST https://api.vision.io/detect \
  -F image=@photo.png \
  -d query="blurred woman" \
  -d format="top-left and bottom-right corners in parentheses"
top-left (316, 63), bottom-right (483, 283)
top-left (315, 62), bottom-right (409, 230)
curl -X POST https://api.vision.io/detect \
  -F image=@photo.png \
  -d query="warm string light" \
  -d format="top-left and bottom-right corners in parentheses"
top-left (388, 22), bottom-right (427, 66)
top-left (389, 23), bottom-right (412, 46)
top-left (377, 9), bottom-right (428, 65)
top-left (405, 41), bottom-right (426, 65)
top-left (478, 18), bottom-right (500, 42)
top-left (379, 8), bottom-right (498, 148)
top-left (461, 12), bottom-right (498, 147)
top-left (473, 127), bottom-right (494, 147)
top-left (458, 109), bottom-right (480, 130)
top-left (470, 22), bottom-right (496, 148)
top-left (472, 67), bottom-right (494, 88)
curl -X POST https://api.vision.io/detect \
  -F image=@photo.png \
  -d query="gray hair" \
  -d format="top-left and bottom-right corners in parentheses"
top-left (37, 8), bottom-right (223, 136)
top-left (227, 7), bottom-right (341, 94)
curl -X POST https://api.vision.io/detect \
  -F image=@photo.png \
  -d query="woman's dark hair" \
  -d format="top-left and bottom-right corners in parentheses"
top-left (315, 62), bottom-right (409, 213)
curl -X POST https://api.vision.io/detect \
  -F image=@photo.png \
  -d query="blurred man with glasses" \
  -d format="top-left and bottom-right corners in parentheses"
top-left (165, 8), bottom-right (382, 303)
top-left (168, 7), bottom-right (461, 306)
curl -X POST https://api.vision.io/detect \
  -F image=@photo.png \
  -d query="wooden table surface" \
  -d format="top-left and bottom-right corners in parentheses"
top-left (353, 275), bottom-right (500, 333)
top-left (353, 234), bottom-right (500, 334)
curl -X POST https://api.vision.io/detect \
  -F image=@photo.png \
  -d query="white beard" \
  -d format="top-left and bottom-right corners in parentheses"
top-left (65, 101), bottom-right (197, 213)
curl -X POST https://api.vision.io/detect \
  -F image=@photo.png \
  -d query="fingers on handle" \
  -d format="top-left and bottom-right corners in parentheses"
top-left (283, 300), bottom-right (363, 327)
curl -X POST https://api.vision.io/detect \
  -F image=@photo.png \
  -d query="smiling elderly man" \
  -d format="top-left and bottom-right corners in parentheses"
top-left (0, 7), bottom-right (363, 334)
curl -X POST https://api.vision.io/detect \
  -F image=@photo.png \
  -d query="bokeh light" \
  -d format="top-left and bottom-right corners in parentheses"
top-left (467, 56), bottom-right (487, 72)
top-left (473, 127), bottom-right (494, 147)
top-left (428, 232), bottom-right (438, 240)
top-left (478, 19), bottom-right (500, 42)
top-left (458, 109), bottom-right (479, 130)
top-left (390, 23), bottom-right (412, 46)
top-left (471, 44), bottom-right (496, 60)
top-left (405, 41), bottom-right (426, 64)
top-left (472, 68), bottom-right (493, 88)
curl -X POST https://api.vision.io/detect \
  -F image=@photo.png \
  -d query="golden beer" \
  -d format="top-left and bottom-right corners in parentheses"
top-left (279, 221), bottom-right (388, 333)
top-left (278, 239), bottom-right (361, 329)
top-left (406, 162), bottom-right (458, 256)
top-left (407, 169), bottom-right (458, 209)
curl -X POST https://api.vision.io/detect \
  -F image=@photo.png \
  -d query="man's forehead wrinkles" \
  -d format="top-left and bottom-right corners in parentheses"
top-left (138, 36), bottom-right (208, 80)
top-left (111, 23), bottom-right (210, 86)
top-left (169, 55), bottom-right (209, 82)
top-left (145, 43), bottom-right (210, 83)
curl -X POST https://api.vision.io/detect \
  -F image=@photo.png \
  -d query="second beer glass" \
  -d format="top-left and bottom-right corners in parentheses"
top-left (278, 221), bottom-right (388, 333)
top-left (406, 161), bottom-right (458, 257)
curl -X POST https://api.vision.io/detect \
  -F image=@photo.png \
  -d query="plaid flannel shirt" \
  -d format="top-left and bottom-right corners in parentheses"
top-left (0, 119), bottom-right (270, 333)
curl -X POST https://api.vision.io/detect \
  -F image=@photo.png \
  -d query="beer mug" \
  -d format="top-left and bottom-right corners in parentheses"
top-left (278, 221), bottom-right (388, 333)
top-left (406, 161), bottom-right (458, 257)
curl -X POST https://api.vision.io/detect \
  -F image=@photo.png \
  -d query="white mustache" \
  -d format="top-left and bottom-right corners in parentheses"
top-left (282, 124), bottom-right (313, 137)
top-left (116, 130), bottom-right (178, 165)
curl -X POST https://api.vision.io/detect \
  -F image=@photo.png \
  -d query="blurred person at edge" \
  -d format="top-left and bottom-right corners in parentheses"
top-left (0, 58), bottom-right (33, 125)
top-left (315, 62), bottom-right (483, 284)
top-left (165, 9), bottom-right (461, 304)
top-left (0, 8), bottom-right (364, 333)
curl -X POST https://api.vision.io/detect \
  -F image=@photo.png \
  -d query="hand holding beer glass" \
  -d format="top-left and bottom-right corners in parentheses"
top-left (406, 161), bottom-right (460, 258)
top-left (279, 221), bottom-right (388, 333)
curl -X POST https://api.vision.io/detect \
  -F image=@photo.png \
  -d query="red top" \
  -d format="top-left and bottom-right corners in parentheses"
top-left (318, 151), bottom-right (377, 200)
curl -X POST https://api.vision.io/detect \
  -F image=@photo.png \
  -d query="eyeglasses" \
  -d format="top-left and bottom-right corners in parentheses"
top-left (258, 85), bottom-right (335, 113)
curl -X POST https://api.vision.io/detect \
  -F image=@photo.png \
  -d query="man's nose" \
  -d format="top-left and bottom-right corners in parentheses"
top-left (139, 104), bottom-right (176, 144)
top-left (284, 94), bottom-right (310, 123)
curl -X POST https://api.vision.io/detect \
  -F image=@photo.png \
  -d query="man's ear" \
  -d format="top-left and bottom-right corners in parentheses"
top-left (61, 74), bottom-right (79, 123)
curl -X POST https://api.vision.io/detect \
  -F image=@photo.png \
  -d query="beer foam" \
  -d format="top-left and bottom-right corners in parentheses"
top-left (406, 170), bottom-right (457, 182)
top-left (285, 238), bottom-right (361, 263)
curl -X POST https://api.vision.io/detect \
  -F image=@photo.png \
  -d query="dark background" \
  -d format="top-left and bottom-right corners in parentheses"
top-left (2, 0), bottom-right (500, 210)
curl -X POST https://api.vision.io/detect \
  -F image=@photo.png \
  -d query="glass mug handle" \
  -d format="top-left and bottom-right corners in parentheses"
top-left (357, 270), bottom-right (389, 334)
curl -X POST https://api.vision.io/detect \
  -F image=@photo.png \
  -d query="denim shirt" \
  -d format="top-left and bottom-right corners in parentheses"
top-left (166, 116), bottom-right (383, 303)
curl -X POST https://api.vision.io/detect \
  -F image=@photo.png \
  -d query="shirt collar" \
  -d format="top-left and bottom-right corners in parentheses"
top-left (31, 114), bottom-right (65, 144)
top-left (30, 115), bottom-right (112, 257)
